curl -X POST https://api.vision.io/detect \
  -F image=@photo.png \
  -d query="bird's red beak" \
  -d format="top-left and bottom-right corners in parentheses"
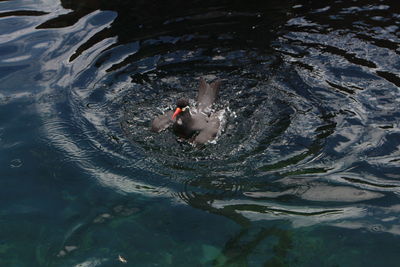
top-left (172, 107), bottom-right (182, 120)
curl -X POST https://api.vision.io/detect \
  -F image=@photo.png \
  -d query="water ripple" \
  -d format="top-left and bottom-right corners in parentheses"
top-left (29, 0), bottom-right (400, 235)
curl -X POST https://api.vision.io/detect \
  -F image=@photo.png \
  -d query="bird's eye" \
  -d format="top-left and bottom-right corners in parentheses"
top-left (182, 106), bottom-right (189, 111)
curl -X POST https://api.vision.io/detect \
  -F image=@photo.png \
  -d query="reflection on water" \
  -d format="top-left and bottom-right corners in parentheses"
top-left (1, 0), bottom-right (400, 265)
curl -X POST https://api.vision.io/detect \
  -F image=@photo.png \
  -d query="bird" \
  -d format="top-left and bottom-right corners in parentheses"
top-left (151, 77), bottom-right (223, 145)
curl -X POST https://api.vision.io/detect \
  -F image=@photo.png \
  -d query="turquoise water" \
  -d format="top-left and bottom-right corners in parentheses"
top-left (1, 0), bottom-right (400, 266)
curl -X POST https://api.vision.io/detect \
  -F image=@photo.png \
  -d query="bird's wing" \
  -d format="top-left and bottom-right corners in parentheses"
top-left (197, 77), bottom-right (208, 105)
top-left (150, 111), bottom-right (173, 132)
top-left (197, 78), bottom-right (221, 112)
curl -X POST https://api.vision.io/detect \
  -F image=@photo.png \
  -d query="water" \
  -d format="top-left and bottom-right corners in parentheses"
top-left (1, 0), bottom-right (400, 266)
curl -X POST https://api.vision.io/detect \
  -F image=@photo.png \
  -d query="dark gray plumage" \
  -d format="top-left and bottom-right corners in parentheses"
top-left (150, 78), bottom-right (222, 144)
top-left (197, 78), bottom-right (221, 113)
top-left (150, 110), bottom-right (173, 133)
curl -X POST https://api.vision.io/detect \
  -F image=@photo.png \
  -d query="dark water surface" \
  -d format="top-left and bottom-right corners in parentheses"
top-left (1, 0), bottom-right (400, 265)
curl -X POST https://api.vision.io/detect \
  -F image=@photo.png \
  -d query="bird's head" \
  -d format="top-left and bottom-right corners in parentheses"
top-left (172, 98), bottom-right (190, 119)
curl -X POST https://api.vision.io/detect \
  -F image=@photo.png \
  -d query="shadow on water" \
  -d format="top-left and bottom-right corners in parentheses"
top-left (36, 0), bottom-right (289, 63)
top-left (1, 0), bottom-right (400, 265)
